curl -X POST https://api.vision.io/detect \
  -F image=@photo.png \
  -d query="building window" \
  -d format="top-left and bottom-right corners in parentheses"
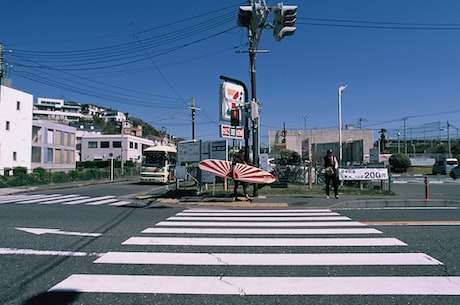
top-left (63, 132), bottom-right (69, 146)
top-left (16, 101), bottom-right (21, 110)
top-left (101, 141), bottom-right (110, 148)
top-left (134, 142), bottom-right (138, 149)
top-left (70, 134), bottom-right (76, 146)
top-left (46, 129), bottom-right (54, 144)
top-left (113, 141), bottom-right (121, 148)
top-left (63, 150), bottom-right (68, 163)
top-left (88, 141), bottom-right (98, 149)
top-left (31, 146), bottom-right (41, 162)
top-left (46, 148), bottom-right (53, 163)
top-left (5, 121), bottom-right (10, 131)
top-left (13, 151), bottom-right (17, 161)
top-left (55, 130), bottom-right (62, 145)
top-left (55, 149), bottom-right (62, 163)
top-left (129, 141), bottom-right (134, 149)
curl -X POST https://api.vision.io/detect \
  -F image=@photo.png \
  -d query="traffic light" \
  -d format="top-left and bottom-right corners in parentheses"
top-left (273, 3), bottom-right (297, 41)
top-left (237, 5), bottom-right (252, 28)
top-left (230, 108), bottom-right (240, 126)
top-left (237, 4), bottom-right (263, 31)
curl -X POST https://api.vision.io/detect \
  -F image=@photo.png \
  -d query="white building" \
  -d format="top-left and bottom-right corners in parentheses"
top-left (0, 84), bottom-right (33, 175)
top-left (33, 97), bottom-right (83, 122)
top-left (31, 120), bottom-right (77, 172)
top-left (80, 134), bottom-right (156, 163)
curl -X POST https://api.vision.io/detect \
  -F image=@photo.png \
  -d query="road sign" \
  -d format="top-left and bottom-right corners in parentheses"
top-left (220, 124), bottom-right (244, 139)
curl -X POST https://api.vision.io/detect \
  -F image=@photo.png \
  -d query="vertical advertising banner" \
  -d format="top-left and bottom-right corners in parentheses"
top-left (219, 82), bottom-right (245, 121)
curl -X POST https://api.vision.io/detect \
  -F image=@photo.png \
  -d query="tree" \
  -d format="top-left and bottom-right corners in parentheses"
top-left (275, 149), bottom-right (301, 166)
top-left (389, 153), bottom-right (411, 173)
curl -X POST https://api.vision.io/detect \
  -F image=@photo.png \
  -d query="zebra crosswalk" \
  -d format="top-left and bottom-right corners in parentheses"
top-left (49, 208), bottom-right (460, 300)
top-left (0, 193), bottom-right (131, 206)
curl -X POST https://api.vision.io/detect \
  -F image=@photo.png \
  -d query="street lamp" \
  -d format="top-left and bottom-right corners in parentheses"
top-left (338, 85), bottom-right (347, 165)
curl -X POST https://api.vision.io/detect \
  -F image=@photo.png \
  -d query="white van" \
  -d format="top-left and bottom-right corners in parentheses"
top-left (432, 158), bottom-right (459, 175)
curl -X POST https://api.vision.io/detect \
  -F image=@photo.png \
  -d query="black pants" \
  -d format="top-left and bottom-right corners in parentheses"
top-left (234, 180), bottom-right (249, 197)
top-left (325, 174), bottom-right (339, 196)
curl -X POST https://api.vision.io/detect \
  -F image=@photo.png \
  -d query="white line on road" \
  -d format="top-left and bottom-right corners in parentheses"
top-left (15, 227), bottom-right (103, 237)
top-left (95, 252), bottom-right (442, 266)
top-left (183, 209), bottom-right (333, 213)
top-left (0, 247), bottom-right (103, 257)
top-left (167, 216), bottom-right (351, 221)
top-left (122, 237), bottom-right (407, 247)
top-left (141, 227), bottom-right (382, 235)
top-left (49, 274), bottom-right (460, 295)
top-left (175, 212), bottom-right (341, 217)
top-left (156, 221), bottom-right (367, 227)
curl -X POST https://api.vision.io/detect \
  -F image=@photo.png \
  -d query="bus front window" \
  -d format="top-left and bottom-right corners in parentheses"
top-left (143, 152), bottom-right (165, 168)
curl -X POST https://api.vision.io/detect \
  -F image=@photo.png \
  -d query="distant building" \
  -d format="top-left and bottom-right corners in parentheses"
top-left (80, 134), bottom-right (156, 163)
top-left (33, 97), bottom-right (83, 122)
top-left (31, 120), bottom-right (77, 172)
top-left (0, 84), bottom-right (33, 175)
top-left (269, 127), bottom-right (374, 165)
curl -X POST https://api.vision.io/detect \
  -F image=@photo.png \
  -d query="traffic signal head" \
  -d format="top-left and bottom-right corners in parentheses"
top-left (237, 4), bottom-right (264, 31)
top-left (273, 3), bottom-right (297, 41)
top-left (230, 108), bottom-right (240, 126)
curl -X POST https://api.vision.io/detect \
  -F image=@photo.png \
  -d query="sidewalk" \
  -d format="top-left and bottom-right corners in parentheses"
top-left (1, 178), bottom-right (459, 209)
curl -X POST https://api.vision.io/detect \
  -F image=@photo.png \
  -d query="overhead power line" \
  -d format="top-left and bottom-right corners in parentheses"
top-left (298, 17), bottom-right (460, 30)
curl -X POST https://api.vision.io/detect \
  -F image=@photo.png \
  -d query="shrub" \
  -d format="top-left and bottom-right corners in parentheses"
top-left (389, 153), bottom-right (411, 173)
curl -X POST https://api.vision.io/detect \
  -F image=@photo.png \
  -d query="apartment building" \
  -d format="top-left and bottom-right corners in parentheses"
top-left (31, 120), bottom-right (77, 172)
top-left (0, 84), bottom-right (33, 175)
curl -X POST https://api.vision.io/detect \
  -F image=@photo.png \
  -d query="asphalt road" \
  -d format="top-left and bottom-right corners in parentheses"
top-left (1, 179), bottom-right (460, 304)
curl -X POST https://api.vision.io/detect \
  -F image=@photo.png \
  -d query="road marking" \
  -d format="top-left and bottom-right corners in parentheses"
top-left (37, 195), bottom-right (87, 205)
top-left (122, 236), bottom-right (407, 247)
top-left (176, 212), bottom-right (341, 216)
top-left (0, 247), bottom-right (103, 257)
top-left (167, 216), bottom-right (351, 221)
top-left (109, 200), bottom-right (131, 206)
top-left (183, 208), bottom-right (334, 213)
top-left (156, 221), bottom-right (367, 227)
top-left (142, 227), bottom-right (382, 235)
top-left (0, 194), bottom-right (48, 203)
top-left (95, 252), bottom-right (442, 266)
top-left (49, 274), bottom-right (460, 295)
top-left (363, 221), bottom-right (460, 226)
top-left (14, 194), bottom-right (63, 204)
top-left (61, 195), bottom-right (116, 205)
top-left (15, 227), bottom-right (102, 237)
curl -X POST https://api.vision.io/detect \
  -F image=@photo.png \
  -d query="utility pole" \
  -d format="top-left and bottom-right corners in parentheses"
top-left (189, 98), bottom-right (201, 140)
top-left (237, 1), bottom-right (297, 197)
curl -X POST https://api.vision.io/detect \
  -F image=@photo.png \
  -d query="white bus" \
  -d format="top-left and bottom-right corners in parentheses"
top-left (140, 145), bottom-right (177, 184)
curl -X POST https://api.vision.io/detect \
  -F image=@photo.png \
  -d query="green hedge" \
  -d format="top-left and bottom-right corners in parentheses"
top-left (0, 162), bottom-right (136, 188)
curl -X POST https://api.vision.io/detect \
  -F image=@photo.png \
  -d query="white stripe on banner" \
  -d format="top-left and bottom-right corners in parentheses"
top-left (167, 216), bottom-right (350, 221)
top-left (95, 252), bottom-right (442, 266)
top-left (122, 237), bottom-right (407, 247)
top-left (156, 221), bottom-right (366, 227)
top-left (49, 274), bottom-right (460, 295)
top-left (141, 227), bottom-right (382, 235)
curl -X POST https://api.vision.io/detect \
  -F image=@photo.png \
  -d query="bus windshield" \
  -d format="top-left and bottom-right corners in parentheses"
top-left (142, 152), bottom-right (166, 168)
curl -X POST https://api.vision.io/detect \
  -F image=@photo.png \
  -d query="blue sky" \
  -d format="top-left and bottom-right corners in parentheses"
top-left (2, 0), bottom-right (460, 147)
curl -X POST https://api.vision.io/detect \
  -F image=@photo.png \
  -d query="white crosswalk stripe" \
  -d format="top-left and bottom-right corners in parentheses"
top-left (49, 207), bottom-right (460, 298)
top-left (0, 194), bottom-right (131, 206)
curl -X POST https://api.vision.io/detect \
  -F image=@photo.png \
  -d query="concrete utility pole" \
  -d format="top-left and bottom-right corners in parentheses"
top-left (189, 98), bottom-right (201, 140)
top-left (238, 1), bottom-right (297, 197)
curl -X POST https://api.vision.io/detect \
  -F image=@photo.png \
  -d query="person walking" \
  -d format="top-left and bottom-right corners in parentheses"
top-left (322, 149), bottom-right (339, 199)
top-left (232, 149), bottom-right (251, 201)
